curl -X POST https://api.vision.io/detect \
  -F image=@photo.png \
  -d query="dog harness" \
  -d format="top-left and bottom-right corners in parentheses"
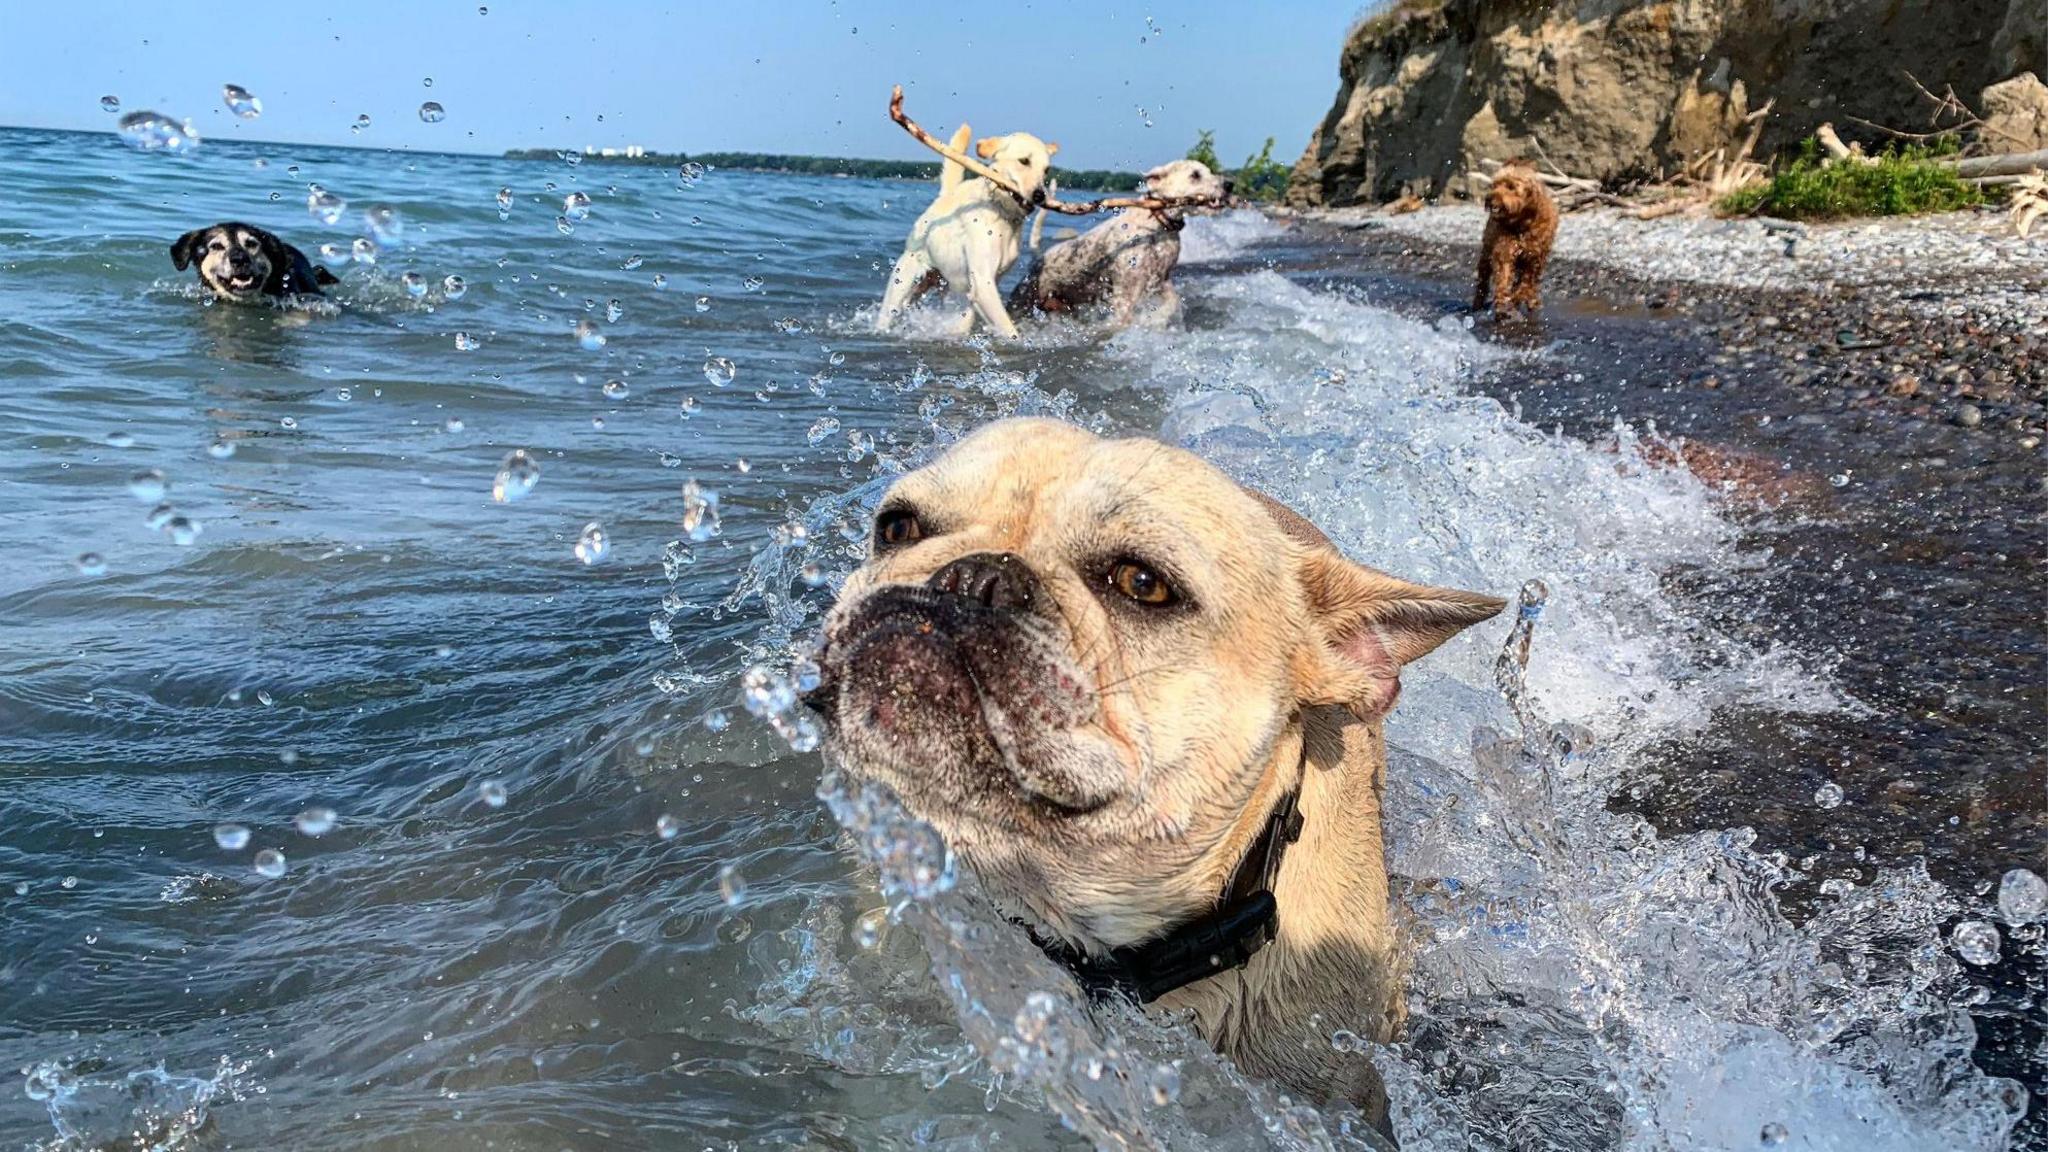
top-left (1027, 782), bottom-right (1304, 1004)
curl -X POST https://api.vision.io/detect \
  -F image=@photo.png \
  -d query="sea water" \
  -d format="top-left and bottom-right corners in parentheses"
top-left (0, 127), bottom-right (2032, 1150)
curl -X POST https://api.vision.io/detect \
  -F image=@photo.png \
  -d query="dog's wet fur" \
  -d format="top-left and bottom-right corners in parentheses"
top-left (1010, 159), bottom-right (1232, 328)
top-left (171, 222), bottom-right (338, 302)
top-left (811, 418), bottom-right (1505, 1122)
top-left (1473, 161), bottom-right (1557, 319)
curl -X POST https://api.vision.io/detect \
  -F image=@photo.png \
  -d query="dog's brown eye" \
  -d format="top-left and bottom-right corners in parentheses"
top-left (875, 509), bottom-right (923, 550)
top-left (1109, 560), bottom-right (1174, 607)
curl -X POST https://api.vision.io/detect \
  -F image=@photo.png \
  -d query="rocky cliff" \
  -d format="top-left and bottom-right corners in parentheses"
top-left (1288, 0), bottom-right (2048, 207)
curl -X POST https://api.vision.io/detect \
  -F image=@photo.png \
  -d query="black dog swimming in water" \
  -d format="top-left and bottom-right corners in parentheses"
top-left (170, 222), bottom-right (339, 302)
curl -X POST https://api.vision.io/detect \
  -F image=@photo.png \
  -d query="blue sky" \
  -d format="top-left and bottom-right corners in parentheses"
top-left (1, 2), bottom-right (1367, 172)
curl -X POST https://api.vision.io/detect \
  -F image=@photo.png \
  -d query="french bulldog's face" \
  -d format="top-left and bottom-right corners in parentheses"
top-left (1144, 159), bottom-right (1232, 203)
top-left (976, 133), bottom-right (1058, 204)
top-left (172, 224), bottom-right (275, 299)
top-left (811, 418), bottom-right (1501, 943)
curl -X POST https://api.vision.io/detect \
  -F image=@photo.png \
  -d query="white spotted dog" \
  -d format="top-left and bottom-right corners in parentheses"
top-left (1010, 160), bottom-right (1231, 329)
top-left (877, 123), bottom-right (1057, 340)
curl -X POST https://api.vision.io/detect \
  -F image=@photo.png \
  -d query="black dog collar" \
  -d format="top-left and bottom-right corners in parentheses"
top-left (1028, 787), bottom-right (1304, 1004)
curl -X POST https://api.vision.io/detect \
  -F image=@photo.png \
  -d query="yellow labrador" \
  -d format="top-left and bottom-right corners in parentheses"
top-left (809, 418), bottom-right (1504, 1120)
top-left (877, 125), bottom-right (1057, 340)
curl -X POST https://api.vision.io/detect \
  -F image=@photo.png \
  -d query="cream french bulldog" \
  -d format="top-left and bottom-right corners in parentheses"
top-left (807, 417), bottom-right (1504, 1121)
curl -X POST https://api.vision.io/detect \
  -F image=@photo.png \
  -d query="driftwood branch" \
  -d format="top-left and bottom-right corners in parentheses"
top-left (1952, 150), bottom-right (2048, 178)
top-left (887, 85), bottom-right (1222, 218)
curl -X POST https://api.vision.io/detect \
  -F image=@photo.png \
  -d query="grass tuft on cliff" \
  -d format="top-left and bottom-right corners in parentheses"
top-left (1720, 139), bottom-right (1983, 219)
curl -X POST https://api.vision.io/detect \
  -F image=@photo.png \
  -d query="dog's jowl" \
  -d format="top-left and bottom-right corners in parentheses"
top-left (808, 418), bottom-right (1505, 1124)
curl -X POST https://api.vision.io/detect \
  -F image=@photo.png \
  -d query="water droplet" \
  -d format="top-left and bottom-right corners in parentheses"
top-left (279, 416), bottom-right (298, 430)
top-left (799, 562), bottom-right (826, 588)
top-left (443, 417), bottom-right (465, 433)
top-left (655, 814), bottom-right (679, 840)
top-left (702, 357), bottom-right (736, 387)
top-left (563, 191), bottom-right (592, 221)
top-left (495, 186), bottom-right (513, 217)
top-left (693, 295), bottom-right (711, 313)
top-left (828, 351), bottom-right (847, 367)
top-left (600, 379), bottom-right (629, 400)
top-left (213, 824), bottom-right (251, 850)
top-left (417, 101), bottom-right (446, 124)
top-left (1330, 1028), bottom-right (1369, 1054)
top-left (336, 388), bottom-right (352, 402)
top-left (221, 84), bottom-right (261, 119)
top-left (477, 4), bottom-right (487, 12)
top-left (105, 430), bottom-right (135, 448)
top-left (574, 319), bottom-right (605, 351)
top-left (127, 469), bottom-right (166, 502)
top-left (75, 553), bottom-right (107, 577)
top-left (208, 438), bottom-right (236, 459)
top-left (1813, 781), bottom-right (1844, 809)
top-left (492, 449), bottom-right (540, 503)
top-left (742, 275), bottom-right (764, 293)
top-left (1147, 1063), bottom-right (1180, 1106)
top-left (256, 690), bottom-right (275, 706)
top-left (351, 113), bottom-right (371, 134)
top-left (717, 863), bottom-right (747, 905)
top-left (621, 254), bottom-right (644, 270)
top-left (478, 779), bottom-right (508, 808)
top-left (680, 480), bottom-right (720, 541)
top-left (854, 907), bottom-right (887, 949)
top-left (806, 416), bottom-right (841, 446)
top-left (605, 299), bottom-right (623, 323)
top-left (60, 875), bottom-right (78, 890)
top-left (165, 515), bottom-right (202, 546)
top-left (739, 665), bottom-right (795, 718)
top-left (1759, 1122), bottom-right (1789, 1146)
top-left (364, 207), bottom-right (401, 246)
top-left (1998, 868), bottom-right (2046, 924)
top-left (295, 807), bottom-right (338, 836)
top-left (773, 317), bottom-right (802, 334)
top-left (253, 849), bottom-right (287, 878)
top-left (454, 331), bottom-right (479, 351)
top-left (100, 95), bottom-right (120, 113)
top-left (703, 710), bottom-right (730, 733)
top-left (442, 274), bottom-right (467, 299)
top-left (652, 273), bottom-right (668, 290)
top-left (422, 76), bottom-right (434, 87)
top-left (574, 522), bottom-right (610, 565)
top-left (118, 111), bottom-right (198, 152)
top-left (144, 503), bottom-right (174, 531)
top-left (1829, 472), bottom-right (1850, 488)
top-left (350, 237), bottom-right (377, 265)
top-left (1950, 919), bottom-right (1999, 965)
top-left (306, 186), bottom-right (346, 224)
top-left (400, 271), bottom-right (428, 298)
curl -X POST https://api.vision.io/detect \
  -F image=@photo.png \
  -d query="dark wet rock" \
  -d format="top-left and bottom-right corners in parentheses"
top-left (1955, 403), bottom-right (1986, 427)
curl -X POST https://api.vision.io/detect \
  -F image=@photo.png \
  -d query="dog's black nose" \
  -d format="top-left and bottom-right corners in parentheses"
top-left (1030, 186), bottom-right (1047, 207)
top-left (927, 552), bottom-right (1040, 611)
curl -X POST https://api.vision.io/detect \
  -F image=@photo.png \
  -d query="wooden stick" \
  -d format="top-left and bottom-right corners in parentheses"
top-left (888, 85), bottom-right (1224, 217)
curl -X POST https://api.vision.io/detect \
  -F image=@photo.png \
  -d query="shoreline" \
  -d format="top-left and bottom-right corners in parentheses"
top-left (1287, 202), bottom-right (2047, 429)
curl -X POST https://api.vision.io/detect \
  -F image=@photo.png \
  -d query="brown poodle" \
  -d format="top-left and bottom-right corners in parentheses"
top-left (1473, 162), bottom-right (1557, 317)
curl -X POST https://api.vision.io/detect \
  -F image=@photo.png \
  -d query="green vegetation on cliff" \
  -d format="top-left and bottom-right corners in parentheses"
top-left (1720, 139), bottom-right (1984, 219)
top-left (503, 148), bottom-right (1141, 191)
top-left (1185, 131), bottom-right (1291, 202)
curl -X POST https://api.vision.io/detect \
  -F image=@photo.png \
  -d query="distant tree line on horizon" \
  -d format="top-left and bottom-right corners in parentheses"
top-left (503, 148), bottom-right (1144, 191)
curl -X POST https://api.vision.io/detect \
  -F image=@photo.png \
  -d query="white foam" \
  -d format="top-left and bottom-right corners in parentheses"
top-left (1179, 208), bottom-right (1287, 264)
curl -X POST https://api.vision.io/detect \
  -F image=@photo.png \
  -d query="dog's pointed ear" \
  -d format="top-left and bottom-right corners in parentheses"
top-left (1144, 164), bottom-right (1169, 184)
top-left (314, 266), bottom-right (340, 286)
top-left (170, 229), bottom-right (206, 271)
top-left (975, 137), bottom-right (1000, 159)
top-left (1044, 141), bottom-right (1059, 156)
top-left (1296, 549), bottom-right (1505, 720)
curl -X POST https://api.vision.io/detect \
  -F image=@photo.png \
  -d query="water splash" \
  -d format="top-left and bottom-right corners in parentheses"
top-left (24, 1056), bottom-right (251, 1151)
